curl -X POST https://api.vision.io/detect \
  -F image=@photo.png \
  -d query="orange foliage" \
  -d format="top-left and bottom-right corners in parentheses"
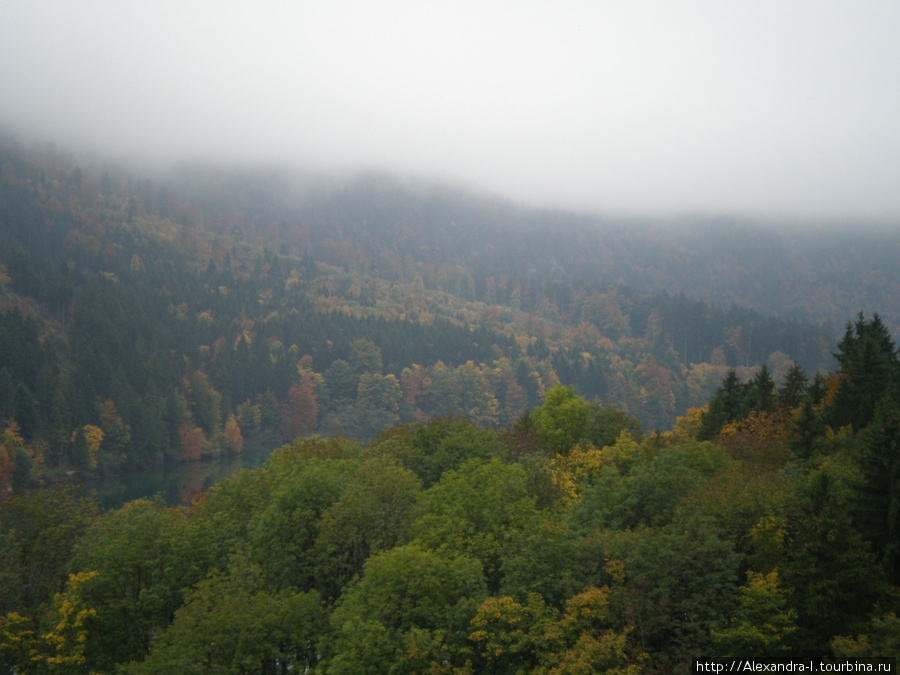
top-left (280, 381), bottom-right (319, 439)
top-left (223, 414), bottom-right (243, 453)
top-left (178, 423), bottom-right (205, 461)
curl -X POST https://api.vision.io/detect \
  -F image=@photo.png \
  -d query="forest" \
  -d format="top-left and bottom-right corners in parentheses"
top-left (2, 312), bottom-right (899, 672)
top-left (2, 137), bottom-right (900, 670)
top-left (0, 138), bottom-right (856, 488)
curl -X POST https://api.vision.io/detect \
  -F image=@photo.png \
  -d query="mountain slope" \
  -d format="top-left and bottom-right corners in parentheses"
top-left (0, 138), bottom-right (859, 486)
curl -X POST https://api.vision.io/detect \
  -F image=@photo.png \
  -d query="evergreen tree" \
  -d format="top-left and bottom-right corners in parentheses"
top-left (790, 397), bottom-right (825, 460)
top-left (778, 362), bottom-right (808, 410)
top-left (829, 312), bottom-right (899, 432)
top-left (698, 369), bottom-right (745, 440)
top-left (751, 364), bottom-right (776, 412)
top-left (855, 397), bottom-right (900, 584)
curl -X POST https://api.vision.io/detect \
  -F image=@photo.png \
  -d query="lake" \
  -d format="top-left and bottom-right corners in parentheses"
top-left (81, 444), bottom-right (277, 510)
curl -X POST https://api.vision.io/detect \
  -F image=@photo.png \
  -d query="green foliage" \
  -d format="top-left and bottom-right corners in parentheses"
top-left (370, 416), bottom-right (504, 488)
top-left (570, 439), bottom-right (728, 532)
top-left (248, 458), bottom-right (357, 592)
top-left (583, 402), bottom-right (643, 451)
top-left (0, 571), bottom-right (99, 674)
top-left (609, 517), bottom-right (741, 668)
top-left (72, 498), bottom-right (186, 669)
top-left (315, 456), bottom-right (422, 599)
top-left (782, 450), bottom-right (886, 654)
top-left (500, 517), bottom-right (583, 609)
top-left (712, 569), bottom-right (797, 658)
top-left (832, 610), bottom-right (900, 667)
top-left (0, 487), bottom-right (98, 617)
top-left (326, 544), bottom-right (487, 673)
top-left (415, 458), bottom-right (538, 592)
top-left (7, 136), bottom-right (900, 672)
top-left (532, 385), bottom-right (592, 454)
top-left (121, 554), bottom-right (326, 675)
top-left (176, 467), bottom-right (273, 583)
top-left (854, 397), bottom-right (900, 584)
top-left (828, 312), bottom-right (899, 432)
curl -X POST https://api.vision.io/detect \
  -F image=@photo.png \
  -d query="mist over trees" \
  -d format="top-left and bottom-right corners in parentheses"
top-left (3, 137), bottom-right (896, 489)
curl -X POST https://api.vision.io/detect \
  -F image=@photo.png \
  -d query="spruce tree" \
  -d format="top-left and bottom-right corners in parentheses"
top-left (829, 312), bottom-right (899, 432)
top-left (778, 363), bottom-right (808, 410)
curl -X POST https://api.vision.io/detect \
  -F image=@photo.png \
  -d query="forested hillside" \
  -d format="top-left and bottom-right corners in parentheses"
top-left (0, 136), bottom-right (879, 489)
top-left (167, 164), bottom-right (900, 332)
top-left (2, 314), bottom-right (899, 671)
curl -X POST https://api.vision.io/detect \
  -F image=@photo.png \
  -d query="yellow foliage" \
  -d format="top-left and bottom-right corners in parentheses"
top-left (718, 409), bottom-right (792, 466)
top-left (0, 572), bottom-right (100, 673)
top-left (71, 425), bottom-right (104, 469)
top-left (561, 586), bottom-right (612, 630)
top-left (662, 406), bottom-right (706, 445)
top-left (545, 432), bottom-right (641, 505)
top-left (603, 558), bottom-right (627, 586)
top-left (748, 515), bottom-right (786, 573)
top-left (469, 595), bottom-right (536, 663)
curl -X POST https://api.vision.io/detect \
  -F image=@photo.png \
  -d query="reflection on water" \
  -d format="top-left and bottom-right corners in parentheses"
top-left (82, 445), bottom-right (275, 511)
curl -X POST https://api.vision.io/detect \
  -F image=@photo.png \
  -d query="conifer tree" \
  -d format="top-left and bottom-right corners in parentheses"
top-left (829, 312), bottom-right (899, 432)
top-left (855, 397), bottom-right (900, 584)
top-left (778, 363), bottom-right (808, 410)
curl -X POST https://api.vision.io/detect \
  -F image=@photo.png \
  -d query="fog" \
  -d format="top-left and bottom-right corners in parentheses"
top-left (2, 1), bottom-right (900, 220)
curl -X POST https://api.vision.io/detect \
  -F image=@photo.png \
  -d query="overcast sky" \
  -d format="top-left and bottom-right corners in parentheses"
top-left (2, 1), bottom-right (899, 220)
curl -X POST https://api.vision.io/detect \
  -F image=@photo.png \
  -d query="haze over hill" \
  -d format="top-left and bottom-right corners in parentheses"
top-left (2, 2), bottom-right (900, 220)
top-left (0, 136), bottom-right (845, 459)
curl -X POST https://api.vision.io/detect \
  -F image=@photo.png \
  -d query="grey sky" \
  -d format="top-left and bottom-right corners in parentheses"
top-left (2, 1), bottom-right (899, 220)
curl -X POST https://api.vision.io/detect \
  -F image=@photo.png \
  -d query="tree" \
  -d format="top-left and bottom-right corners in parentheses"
top-left (698, 369), bottom-right (745, 440)
top-left (248, 458), bottom-right (356, 592)
top-left (315, 456), bottom-right (422, 599)
top-left (468, 594), bottom-right (552, 672)
top-left (324, 359), bottom-right (357, 405)
top-left (712, 569), bottom-right (797, 658)
top-left (70, 424), bottom-right (103, 471)
top-left (415, 458), bottom-right (537, 592)
top-left (280, 381), bottom-right (319, 440)
top-left (325, 544), bottom-right (486, 674)
top-left (531, 385), bottom-right (591, 454)
top-left (533, 585), bottom-right (644, 674)
top-left (791, 397), bottom-right (825, 460)
top-left (72, 498), bottom-right (186, 670)
top-left (370, 416), bottom-right (504, 488)
top-left (0, 571), bottom-right (99, 674)
top-left (0, 487), bottom-right (98, 618)
top-left (782, 451), bottom-right (885, 654)
top-left (356, 373), bottom-right (402, 438)
top-left (855, 397), bottom-right (900, 584)
top-left (828, 312), bottom-right (899, 432)
top-left (349, 338), bottom-right (383, 377)
top-left (583, 402), bottom-right (642, 450)
top-left (608, 517), bottom-right (741, 669)
top-left (778, 363), bottom-right (808, 410)
top-left (221, 414), bottom-right (243, 454)
top-left (121, 555), bottom-right (326, 675)
top-left (0, 420), bottom-right (25, 494)
top-left (750, 364), bottom-right (776, 413)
